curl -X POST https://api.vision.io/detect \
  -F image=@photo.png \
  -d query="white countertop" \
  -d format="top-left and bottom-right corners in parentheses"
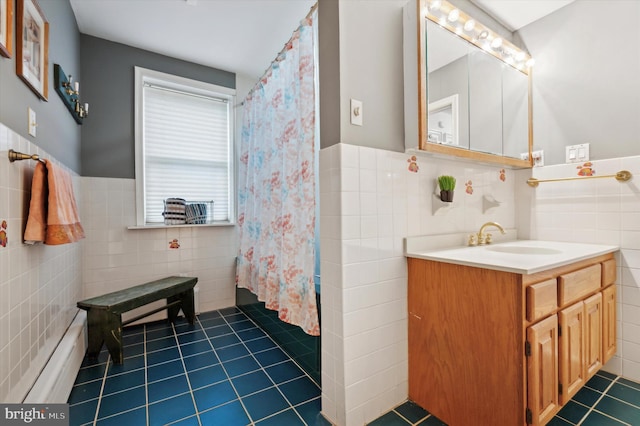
top-left (405, 240), bottom-right (619, 274)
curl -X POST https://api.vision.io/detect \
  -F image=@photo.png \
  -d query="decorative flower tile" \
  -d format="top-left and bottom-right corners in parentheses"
top-left (0, 220), bottom-right (7, 248)
top-left (577, 162), bottom-right (595, 176)
top-left (465, 180), bottom-right (473, 195)
top-left (407, 155), bottom-right (419, 173)
top-left (0, 220), bottom-right (8, 247)
top-left (499, 169), bottom-right (506, 182)
top-left (169, 239), bottom-right (180, 249)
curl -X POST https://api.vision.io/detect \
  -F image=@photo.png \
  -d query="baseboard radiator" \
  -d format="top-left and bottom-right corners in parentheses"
top-left (24, 310), bottom-right (87, 403)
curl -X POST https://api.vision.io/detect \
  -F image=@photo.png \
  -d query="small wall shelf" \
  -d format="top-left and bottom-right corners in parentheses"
top-left (54, 64), bottom-right (87, 124)
top-left (482, 195), bottom-right (502, 213)
top-left (432, 193), bottom-right (457, 215)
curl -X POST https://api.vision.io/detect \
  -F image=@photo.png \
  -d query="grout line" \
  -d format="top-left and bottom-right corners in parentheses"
top-left (389, 403), bottom-right (432, 426)
top-left (87, 405), bottom-right (146, 424)
top-left (220, 310), bottom-right (310, 425)
top-left (586, 409), bottom-right (631, 426)
top-left (143, 323), bottom-right (150, 426)
top-left (195, 313), bottom-right (254, 424)
top-left (92, 355), bottom-right (110, 425)
top-left (170, 320), bottom-right (203, 426)
top-left (237, 307), bottom-right (321, 389)
top-left (576, 376), bottom-right (619, 425)
top-left (603, 381), bottom-right (640, 410)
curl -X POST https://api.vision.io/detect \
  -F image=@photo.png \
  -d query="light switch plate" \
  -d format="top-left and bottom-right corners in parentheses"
top-left (28, 108), bottom-right (37, 137)
top-left (566, 143), bottom-right (589, 163)
top-left (350, 99), bottom-right (363, 126)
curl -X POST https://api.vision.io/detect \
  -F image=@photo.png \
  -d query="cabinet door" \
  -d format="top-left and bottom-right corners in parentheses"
top-left (559, 302), bottom-right (585, 405)
top-left (602, 285), bottom-right (617, 364)
top-left (527, 315), bottom-right (559, 426)
top-left (584, 292), bottom-right (603, 379)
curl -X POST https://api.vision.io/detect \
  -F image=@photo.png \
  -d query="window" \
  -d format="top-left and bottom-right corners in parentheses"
top-left (134, 67), bottom-right (235, 226)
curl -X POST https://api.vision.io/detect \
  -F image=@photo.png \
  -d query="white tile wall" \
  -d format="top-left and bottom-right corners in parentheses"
top-left (80, 177), bottom-right (238, 322)
top-left (320, 143), bottom-right (517, 426)
top-left (0, 123), bottom-right (82, 403)
top-left (517, 155), bottom-right (640, 382)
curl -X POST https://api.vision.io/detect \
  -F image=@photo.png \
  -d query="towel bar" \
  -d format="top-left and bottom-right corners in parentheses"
top-left (527, 170), bottom-right (632, 187)
top-left (8, 149), bottom-right (45, 163)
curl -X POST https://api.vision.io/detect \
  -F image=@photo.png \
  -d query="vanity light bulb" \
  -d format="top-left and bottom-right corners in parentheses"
top-left (478, 30), bottom-right (489, 40)
top-left (491, 37), bottom-right (503, 49)
top-left (515, 51), bottom-right (526, 62)
top-left (463, 19), bottom-right (475, 31)
top-left (526, 58), bottom-right (536, 68)
top-left (447, 9), bottom-right (460, 22)
top-left (429, 0), bottom-right (442, 11)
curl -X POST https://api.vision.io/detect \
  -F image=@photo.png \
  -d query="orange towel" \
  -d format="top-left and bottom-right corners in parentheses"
top-left (24, 160), bottom-right (85, 245)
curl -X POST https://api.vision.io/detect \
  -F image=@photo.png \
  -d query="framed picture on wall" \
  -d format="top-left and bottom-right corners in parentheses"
top-left (0, 0), bottom-right (13, 57)
top-left (17, 0), bottom-right (48, 100)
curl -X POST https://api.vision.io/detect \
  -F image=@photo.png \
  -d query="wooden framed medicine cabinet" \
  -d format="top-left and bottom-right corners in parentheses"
top-left (403, 0), bottom-right (534, 168)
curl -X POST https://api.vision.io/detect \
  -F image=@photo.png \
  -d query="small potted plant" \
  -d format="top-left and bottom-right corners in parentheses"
top-left (437, 175), bottom-right (456, 202)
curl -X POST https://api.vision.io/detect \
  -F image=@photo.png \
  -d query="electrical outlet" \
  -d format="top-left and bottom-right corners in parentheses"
top-left (520, 150), bottom-right (543, 166)
top-left (532, 150), bottom-right (544, 167)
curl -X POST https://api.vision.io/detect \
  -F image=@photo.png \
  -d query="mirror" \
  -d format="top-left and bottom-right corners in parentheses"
top-left (403, 0), bottom-right (533, 168)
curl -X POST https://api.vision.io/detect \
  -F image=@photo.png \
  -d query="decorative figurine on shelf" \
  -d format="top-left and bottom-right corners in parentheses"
top-left (437, 175), bottom-right (456, 202)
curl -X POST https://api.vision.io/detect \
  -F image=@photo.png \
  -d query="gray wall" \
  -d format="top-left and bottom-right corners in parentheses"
top-left (0, 0), bottom-right (81, 172)
top-left (517, 0), bottom-right (640, 165)
top-left (318, 0), bottom-right (407, 152)
top-left (318, 0), bottom-right (514, 153)
top-left (324, 0), bottom-right (639, 164)
top-left (80, 35), bottom-right (235, 178)
top-left (318, 0), bottom-right (341, 149)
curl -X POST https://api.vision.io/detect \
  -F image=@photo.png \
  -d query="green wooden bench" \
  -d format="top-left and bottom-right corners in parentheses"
top-left (77, 276), bottom-right (198, 364)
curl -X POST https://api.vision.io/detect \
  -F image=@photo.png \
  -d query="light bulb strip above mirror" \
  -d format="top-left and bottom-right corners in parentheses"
top-left (425, 0), bottom-right (533, 74)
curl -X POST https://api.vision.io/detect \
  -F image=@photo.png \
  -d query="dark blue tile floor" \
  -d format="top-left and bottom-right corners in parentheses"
top-left (68, 307), bottom-right (330, 426)
top-left (369, 371), bottom-right (640, 426)
top-left (68, 307), bottom-right (640, 426)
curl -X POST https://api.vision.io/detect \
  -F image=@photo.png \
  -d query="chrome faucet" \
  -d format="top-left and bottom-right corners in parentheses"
top-left (470, 221), bottom-right (506, 246)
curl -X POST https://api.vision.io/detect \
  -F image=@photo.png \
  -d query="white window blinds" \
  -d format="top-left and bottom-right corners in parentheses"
top-left (142, 82), bottom-right (232, 223)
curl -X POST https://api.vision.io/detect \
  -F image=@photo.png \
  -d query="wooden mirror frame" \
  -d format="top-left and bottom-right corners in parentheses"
top-left (413, 0), bottom-right (533, 168)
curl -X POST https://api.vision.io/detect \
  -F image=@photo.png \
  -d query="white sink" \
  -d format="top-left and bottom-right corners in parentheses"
top-left (486, 245), bottom-right (563, 255)
top-left (405, 240), bottom-right (619, 274)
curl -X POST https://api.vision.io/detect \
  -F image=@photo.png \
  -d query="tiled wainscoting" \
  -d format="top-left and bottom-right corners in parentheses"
top-left (0, 123), bottom-right (83, 402)
top-left (319, 143), bottom-right (517, 424)
top-left (79, 177), bottom-right (238, 322)
top-left (517, 156), bottom-right (640, 382)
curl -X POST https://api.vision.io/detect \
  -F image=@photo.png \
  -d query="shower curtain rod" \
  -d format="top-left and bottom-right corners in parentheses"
top-left (240, 2), bottom-right (318, 105)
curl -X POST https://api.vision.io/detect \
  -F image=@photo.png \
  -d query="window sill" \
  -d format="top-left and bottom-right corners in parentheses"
top-left (127, 222), bottom-right (235, 230)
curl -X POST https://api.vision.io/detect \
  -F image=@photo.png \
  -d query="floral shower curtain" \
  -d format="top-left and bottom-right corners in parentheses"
top-left (236, 13), bottom-right (319, 336)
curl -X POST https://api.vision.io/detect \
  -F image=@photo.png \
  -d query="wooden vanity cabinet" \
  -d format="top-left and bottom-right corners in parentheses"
top-left (407, 253), bottom-right (617, 426)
